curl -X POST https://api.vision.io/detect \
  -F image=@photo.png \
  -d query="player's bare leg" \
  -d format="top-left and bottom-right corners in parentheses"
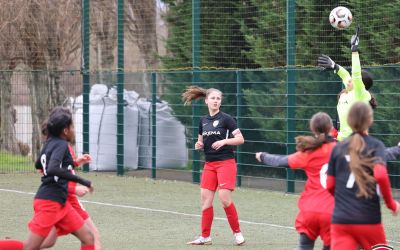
top-left (39, 227), bottom-right (57, 249)
top-left (85, 218), bottom-right (102, 250)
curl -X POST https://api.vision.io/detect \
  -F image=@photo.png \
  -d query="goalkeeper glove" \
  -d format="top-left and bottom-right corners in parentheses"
top-left (351, 26), bottom-right (360, 52)
top-left (317, 54), bottom-right (340, 72)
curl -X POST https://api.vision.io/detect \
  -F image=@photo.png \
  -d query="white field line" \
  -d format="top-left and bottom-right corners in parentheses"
top-left (1, 188), bottom-right (400, 245)
top-left (0, 188), bottom-right (293, 230)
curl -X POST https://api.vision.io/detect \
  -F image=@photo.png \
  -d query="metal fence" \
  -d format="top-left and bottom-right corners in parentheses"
top-left (3, 66), bottom-right (400, 193)
top-left (1, 0), bottom-right (400, 193)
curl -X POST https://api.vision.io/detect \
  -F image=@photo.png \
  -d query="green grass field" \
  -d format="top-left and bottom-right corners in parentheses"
top-left (0, 152), bottom-right (33, 173)
top-left (1, 173), bottom-right (400, 250)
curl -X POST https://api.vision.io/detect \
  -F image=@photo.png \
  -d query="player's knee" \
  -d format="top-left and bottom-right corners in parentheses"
top-left (200, 190), bottom-right (214, 207)
top-left (201, 197), bottom-right (214, 209)
top-left (23, 238), bottom-right (45, 250)
top-left (40, 240), bottom-right (56, 249)
top-left (218, 195), bottom-right (231, 207)
top-left (39, 234), bottom-right (57, 248)
top-left (219, 199), bottom-right (231, 208)
top-left (218, 191), bottom-right (232, 207)
top-left (78, 230), bottom-right (94, 246)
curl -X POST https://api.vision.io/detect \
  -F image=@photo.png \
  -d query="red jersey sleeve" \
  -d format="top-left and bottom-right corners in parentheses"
top-left (288, 151), bottom-right (309, 169)
top-left (67, 144), bottom-right (79, 167)
top-left (68, 181), bottom-right (77, 195)
top-left (330, 127), bottom-right (338, 140)
top-left (374, 164), bottom-right (397, 212)
top-left (326, 175), bottom-right (336, 195)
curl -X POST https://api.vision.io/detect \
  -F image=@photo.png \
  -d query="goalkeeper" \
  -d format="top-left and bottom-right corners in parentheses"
top-left (318, 28), bottom-right (400, 161)
top-left (318, 27), bottom-right (376, 141)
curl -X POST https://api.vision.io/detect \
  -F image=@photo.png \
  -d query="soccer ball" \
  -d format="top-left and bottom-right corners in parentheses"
top-left (329, 6), bottom-right (352, 30)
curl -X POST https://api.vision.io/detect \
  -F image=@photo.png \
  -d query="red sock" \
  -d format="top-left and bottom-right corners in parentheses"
top-left (81, 245), bottom-right (95, 250)
top-left (224, 203), bottom-right (241, 233)
top-left (0, 240), bottom-right (24, 250)
top-left (201, 206), bottom-right (214, 237)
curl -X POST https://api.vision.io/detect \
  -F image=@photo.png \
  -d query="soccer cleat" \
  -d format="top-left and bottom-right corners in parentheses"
top-left (186, 236), bottom-right (212, 245)
top-left (234, 232), bottom-right (245, 246)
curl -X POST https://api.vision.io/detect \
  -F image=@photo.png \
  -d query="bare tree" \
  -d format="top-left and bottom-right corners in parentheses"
top-left (0, 1), bottom-right (26, 154)
top-left (91, 0), bottom-right (118, 86)
top-left (8, 0), bottom-right (82, 158)
top-left (0, 0), bottom-right (162, 158)
top-left (126, 0), bottom-right (159, 69)
top-left (89, 0), bottom-right (160, 96)
top-left (126, 0), bottom-right (160, 96)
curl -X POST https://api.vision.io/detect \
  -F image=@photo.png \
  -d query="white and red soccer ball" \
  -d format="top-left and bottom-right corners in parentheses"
top-left (329, 6), bottom-right (353, 30)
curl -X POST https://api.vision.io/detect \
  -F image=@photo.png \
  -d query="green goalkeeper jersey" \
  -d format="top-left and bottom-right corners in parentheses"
top-left (336, 52), bottom-right (371, 141)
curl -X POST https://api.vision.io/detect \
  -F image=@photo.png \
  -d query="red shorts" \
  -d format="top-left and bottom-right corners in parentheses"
top-left (331, 224), bottom-right (387, 250)
top-left (200, 159), bottom-right (237, 191)
top-left (28, 199), bottom-right (85, 238)
top-left (68, 195), bottom-right (89, 221)
top-left (295, 210), bottom-right (331, 247)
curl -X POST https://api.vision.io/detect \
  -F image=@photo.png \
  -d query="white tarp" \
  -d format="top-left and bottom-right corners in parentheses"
top-left (74, 84), bottom-right (139, 171)
top-left (74, 84), bottom-right (188, 171)
top-left (137, 98), bottom-right (188, 169)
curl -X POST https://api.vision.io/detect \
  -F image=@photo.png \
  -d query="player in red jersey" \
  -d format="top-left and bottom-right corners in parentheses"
top-left (256, 112), bottom-right (335, 250)
top-left (327, 102), bottom-right (400, 250)
top-left (0, 107), bottom-right (95, 250)
top-left (182, 86), bottom-right (245, 246)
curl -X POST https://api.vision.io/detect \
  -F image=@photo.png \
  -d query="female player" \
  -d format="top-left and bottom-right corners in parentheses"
top-left (38, 121), bottom-right (101, 250)
top-left (0, 107), bottom-right (95, 250)
top-left (318, 27), bottom-right (377, 141)
top-left (256, 112), bottom-right (335, 250)
top-left (182, 86), bottom-right (245, 246)
top-left (327, 102), bottom-right (400, 250)
top-left (40, 149), bottom-right (101, 249)
top-left (318, 28), bottom-right (400, 160)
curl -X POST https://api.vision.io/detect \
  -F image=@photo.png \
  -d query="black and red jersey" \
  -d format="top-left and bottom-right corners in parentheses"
top-left (199, 111), bottom-right (239, 162)
top-left (34, 137), bottom-right (91, 205)
top-left (327, 135), bottom-right (387, 224)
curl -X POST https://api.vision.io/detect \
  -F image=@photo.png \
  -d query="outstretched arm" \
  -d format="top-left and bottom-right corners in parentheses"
top-left (44, 144), bottom-right (92, 188)
top-left (350, 27), bottom-right (371, 100)
top-left (256, 152), bottom-right (289, 167)
top-left (351, 52), bottom-right (368, 100)
top-left (336, 66), bottom-right (352, 90)
top-left (256, 149), bottom-right (309, 169)
top-left (385, 143), bottom-right (400, 161)
top-left (317, 54), bottom-right (351, 90)
top-left (47, 165), bottom-right (92, 188)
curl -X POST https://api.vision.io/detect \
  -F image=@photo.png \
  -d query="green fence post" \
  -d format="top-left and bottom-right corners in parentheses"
top-left (192, 0), bottom-right (201, 183)
top-left (116, 0), bottom-right (124, 176)
top-left (236, 70), bottom-right (242, 187)
top-left (151, 72), bottom-right (157, 179)
top-left (81, 0), bottom-right (90, 172)
top-left (192, 72), bottom-right (200, 184)
top-left (286, 0), bottom-right (296, 193)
